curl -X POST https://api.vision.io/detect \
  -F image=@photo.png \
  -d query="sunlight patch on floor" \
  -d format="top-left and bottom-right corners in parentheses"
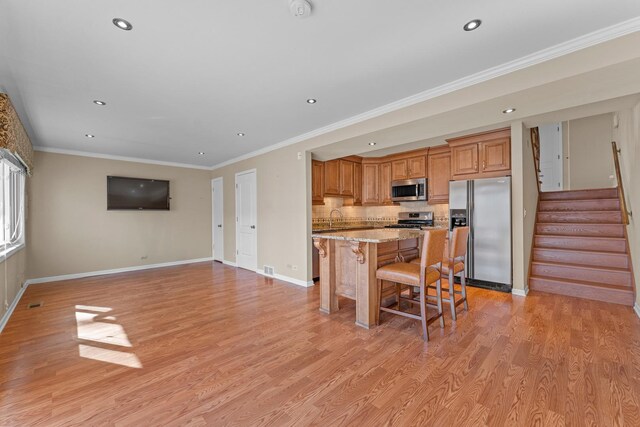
top-left (78, 344), bottom-right (142, 369)
top-left (75, 305), bottom-right (142, 368)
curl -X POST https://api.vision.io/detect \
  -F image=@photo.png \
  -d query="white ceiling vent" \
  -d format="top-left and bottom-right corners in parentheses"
top-left (290, 0), bottom-right (312, 18)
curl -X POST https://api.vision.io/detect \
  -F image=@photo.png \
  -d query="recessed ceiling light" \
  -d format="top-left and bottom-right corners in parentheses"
top-left (85, 134), bottom-right (95, 138)
top-left (112, 18), bottom-right (133, 31)
top-left (93, 100), bottom-right (106, 106)
top-left (237, 132), bottom-right (245, 137)
top-left (502, 108), bottom-right (516, 114)
top-left (463, 19), bottom-right (482, 31)
top-left (368, 142), bottom-right (376, 146)
top-left (198, 152), bottom-right (205, 155)
top-left (306, 98), bottom-right (317, 104)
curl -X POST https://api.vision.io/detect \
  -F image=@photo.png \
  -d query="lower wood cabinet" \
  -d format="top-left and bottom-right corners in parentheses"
top-left (427, 146), bottom-right (451, 204)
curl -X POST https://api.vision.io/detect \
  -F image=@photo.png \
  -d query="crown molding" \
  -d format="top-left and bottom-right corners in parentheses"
top-left (34, 147), bottom-right (211, 170)
top-left (210, 17), bottom-right (640, 170)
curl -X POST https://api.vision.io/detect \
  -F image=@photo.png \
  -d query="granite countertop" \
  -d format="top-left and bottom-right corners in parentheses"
top-left (312, 228), bottom-right (427, 243)
top-left (312, 226), bottom-right (379, 233)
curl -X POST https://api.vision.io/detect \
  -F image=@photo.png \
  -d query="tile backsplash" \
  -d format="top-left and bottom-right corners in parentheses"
top-left (312, 197), bottom-right (449, 227)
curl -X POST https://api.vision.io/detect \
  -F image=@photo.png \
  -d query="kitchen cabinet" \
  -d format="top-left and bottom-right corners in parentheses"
top-left (391, 156), bottom-right (426, 181)
top-left (312, 160), bottom-right (325, 205)
top-left (324, 160), bottom-right (340, 195)
top-left (339, 160), bottom-right (354, 197)
top-left (481, 138), bottom-right (511, 173)
top-left (428, 146), bottom-right (451, 204)
top-left (352, 162), bottom-right (362, 205)
top-left (362, 162), bottom-right (380, 205)
top-left (451, 144), bottom-right (479, 177)
top-left (447, 127), bottom-right (511, 180)
top-left (379, 162), bottom-right (393, 205)
top-left (407, 156), bottom-right (426, 179)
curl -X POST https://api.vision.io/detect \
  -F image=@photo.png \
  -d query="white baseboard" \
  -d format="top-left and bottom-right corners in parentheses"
top-left (0, 282), bottom-right (28, 333)
top-left (222, 260), bottom-right (237, 267)
top-left (256, 269), bottom-right (314, 288)
top-left (512, 287), bottom-right (529, 297)
top-left (634, 303), bottom-right (640, 320)
top-left (25, 257), bottom-right (214, 286)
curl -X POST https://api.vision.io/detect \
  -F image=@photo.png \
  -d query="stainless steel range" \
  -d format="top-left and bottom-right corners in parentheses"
top-left (384, 212), bottom-right (434, 229)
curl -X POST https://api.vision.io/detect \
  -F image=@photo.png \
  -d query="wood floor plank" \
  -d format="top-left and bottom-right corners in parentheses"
top-left (0, 261), bottom-right (639, 426)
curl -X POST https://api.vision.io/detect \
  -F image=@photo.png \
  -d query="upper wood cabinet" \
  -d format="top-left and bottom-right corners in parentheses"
top-left (427, 146), bottom-right (451, 204)
top-left (362, 162), bottom-right (380, 205)
top-left (379, 162), bottom-right (393, 205)
top-left (390, 155), bottom-right (426, 181)
top-left (311, 160), bottom-right (325, 205)
top-left (339, 160), bottom-right (354, 197)
top-left (353, 162), bottom-right (362, 205)
top-left (391, 160), bottom-right (408, 181)
top-left (324, 160), bottom-right (340, 195)
top-left (407, 156), bottom-right (426, 179)
top-left (481, 138), bottom-right (511, 173)
top-left (451, 144), bottom-right (479, 177)
top-left (447, 128), bottom-right (511, 180)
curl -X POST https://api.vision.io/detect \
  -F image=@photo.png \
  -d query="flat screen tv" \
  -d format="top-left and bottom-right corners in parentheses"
top-left (107, 176), bottom-right (170, 210)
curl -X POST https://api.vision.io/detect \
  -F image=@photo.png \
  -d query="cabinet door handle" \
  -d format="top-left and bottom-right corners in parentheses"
top-left (250, 225), bottom-right (256, 229)
top-left (483, 160), bottom-right (486, 170)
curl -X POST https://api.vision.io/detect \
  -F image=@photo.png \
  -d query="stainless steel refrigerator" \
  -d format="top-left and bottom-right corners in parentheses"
top-left (449, 177), bottom-right (512, 290)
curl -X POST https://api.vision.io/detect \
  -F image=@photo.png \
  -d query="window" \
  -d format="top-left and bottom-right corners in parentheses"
top-left (0, 153), bottom-right (26, 255)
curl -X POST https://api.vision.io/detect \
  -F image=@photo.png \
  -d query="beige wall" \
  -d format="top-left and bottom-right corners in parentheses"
top-left (613, 101), bottom-right (640, 309)
top-left (0, 249), bottom-right (27, 327)
top-left (27, 152), bottom-right (212, 279)
top-left (565, 113), bottom-right (615, 190)
top-left (211, 145), bottom-right (312, 282)
top-left (512, 122), bottom-right (539, 293)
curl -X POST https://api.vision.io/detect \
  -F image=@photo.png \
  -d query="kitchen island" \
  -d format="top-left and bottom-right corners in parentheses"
top-left (311, 228), bottom-right (425, 329)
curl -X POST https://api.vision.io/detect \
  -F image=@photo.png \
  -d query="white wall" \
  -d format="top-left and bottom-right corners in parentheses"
top-left (613, 101), bottom-right (640, 311)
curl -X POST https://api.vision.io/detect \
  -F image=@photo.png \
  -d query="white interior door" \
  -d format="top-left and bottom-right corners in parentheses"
top-left (539, 123), bottom-right (563, 192)
top-left (212, 178), bottom-right (224, 262)
top-left (235, 170), bottom-right (257, 271)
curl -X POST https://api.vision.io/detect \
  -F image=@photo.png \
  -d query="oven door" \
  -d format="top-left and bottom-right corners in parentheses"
top-left (391, 179), bottom-right (426, 201)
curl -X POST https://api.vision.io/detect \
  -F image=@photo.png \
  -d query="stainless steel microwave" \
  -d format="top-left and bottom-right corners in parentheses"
top-left (391, 178), bottom-right (427, 202)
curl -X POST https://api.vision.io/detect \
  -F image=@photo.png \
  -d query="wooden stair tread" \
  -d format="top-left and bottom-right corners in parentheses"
top-left (529, 275), bottom-right (633, 291)
top-left (531, 260), bottom-right (630, 274)
top-left (534, 234), bottom-right (626, 242)
top-left (533, 247), bottom-right (629, 257)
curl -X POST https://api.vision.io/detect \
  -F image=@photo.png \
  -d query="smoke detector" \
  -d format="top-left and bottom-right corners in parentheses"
top-left (290, 0), bottom-right (312, 18)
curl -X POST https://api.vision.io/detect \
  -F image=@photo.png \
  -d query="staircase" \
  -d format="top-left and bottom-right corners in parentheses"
top-left (529, 187), bottom-right (635, 305)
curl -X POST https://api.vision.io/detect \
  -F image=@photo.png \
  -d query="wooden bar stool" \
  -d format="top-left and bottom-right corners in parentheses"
top-left (375, 229), bottom-right (447, 341)
top-left (411, 226), bottom-right (470, 320)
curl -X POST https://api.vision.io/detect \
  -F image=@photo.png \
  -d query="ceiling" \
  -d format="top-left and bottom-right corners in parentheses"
top-left (1, 1), bottom-right (640, 168)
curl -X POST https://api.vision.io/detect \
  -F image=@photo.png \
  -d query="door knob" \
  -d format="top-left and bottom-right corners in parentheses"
top-left (250, 225), bottom-right (256, 229)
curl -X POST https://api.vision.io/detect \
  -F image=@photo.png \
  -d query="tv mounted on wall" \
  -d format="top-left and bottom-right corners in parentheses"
top-left (107, 176), bottom-right (170, 210)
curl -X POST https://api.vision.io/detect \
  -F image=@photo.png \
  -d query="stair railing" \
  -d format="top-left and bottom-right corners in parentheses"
top-left (530, 127), bottom-right (542, 192)
top-left (612, 141), bottom-right (632, 225)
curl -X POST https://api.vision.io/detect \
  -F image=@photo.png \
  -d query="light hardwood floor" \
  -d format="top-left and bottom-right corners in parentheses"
top-left (1, 261), bottom-right (640, 426)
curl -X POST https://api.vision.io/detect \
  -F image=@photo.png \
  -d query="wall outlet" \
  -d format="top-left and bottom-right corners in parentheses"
top-left (141, 255), bottom-right (148, 260)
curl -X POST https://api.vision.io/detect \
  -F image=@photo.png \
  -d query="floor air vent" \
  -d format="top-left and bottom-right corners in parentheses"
top-left (27, 301), bottom-right (43, 309)
top-left (264, 266), bottom-right (275, 276)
